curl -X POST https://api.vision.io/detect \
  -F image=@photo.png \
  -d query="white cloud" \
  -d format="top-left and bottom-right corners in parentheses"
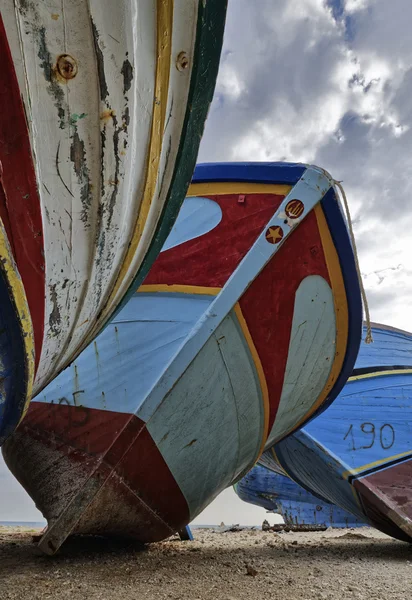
top-left (215, 62), bottom-right (245, 100)
top-left (344, 0), bottom-right (370, 13)
top-left (200, 0), bottom-right (412, 331)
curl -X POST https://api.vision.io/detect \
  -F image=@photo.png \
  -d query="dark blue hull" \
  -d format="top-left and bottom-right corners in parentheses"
top-left (235, 464), bottom-right (365, 528)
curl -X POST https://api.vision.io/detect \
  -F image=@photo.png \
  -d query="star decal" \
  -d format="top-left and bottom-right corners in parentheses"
top-left (265, 226), bottom-right (283, 244)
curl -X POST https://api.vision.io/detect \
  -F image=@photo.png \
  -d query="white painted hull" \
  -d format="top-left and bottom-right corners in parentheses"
top-left (0, 0), bottom-right (226, 440)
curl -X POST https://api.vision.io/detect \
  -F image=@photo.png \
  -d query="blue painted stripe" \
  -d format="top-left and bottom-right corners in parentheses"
top-left (320, 188), bottom-right (362, 412)
top-left (304, 188), bottom-right (363, 422)
top-left (193, 162), bottom-right (307, 185)
top-left (0, 268), bottom-right (29, 444)
top-left (355, 323), bottom-right (412, 369)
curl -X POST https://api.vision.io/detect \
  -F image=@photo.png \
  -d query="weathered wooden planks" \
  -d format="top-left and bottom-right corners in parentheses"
top-left (0, 0), bottom-right (227, 442)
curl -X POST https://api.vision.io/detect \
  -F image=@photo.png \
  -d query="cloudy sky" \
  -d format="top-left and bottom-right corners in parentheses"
top-left (1, 0), bottom-right (412, 526)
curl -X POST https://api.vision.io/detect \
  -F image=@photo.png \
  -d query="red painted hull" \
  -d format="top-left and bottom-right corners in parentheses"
top-left (5, 403), bottom-right (190, 550)
top-left (353, 460), bottom-right (412, 542)
top-left (146, 193), bottom-right (332, 430)
top-left (0, 15), bottom-right (44, 365)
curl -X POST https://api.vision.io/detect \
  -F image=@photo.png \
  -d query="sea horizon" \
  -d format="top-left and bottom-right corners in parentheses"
top-left (0, 521), bottom-right (262, 530)
top-left (0, 521), bottom-right (46, 528)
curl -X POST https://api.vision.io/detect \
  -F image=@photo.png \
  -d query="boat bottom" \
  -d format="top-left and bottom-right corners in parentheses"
top-left (2, 405), bottom-right (191, 554)
top-left (353, 459), bottom-right (412, 543)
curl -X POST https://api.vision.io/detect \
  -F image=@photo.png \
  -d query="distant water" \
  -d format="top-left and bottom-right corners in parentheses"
top-left (191, 524), bottom-right (261, 530)
top-left (0, 522), bottom-right (259, 530)
top-left (0, 521), bottom-right (45, 528)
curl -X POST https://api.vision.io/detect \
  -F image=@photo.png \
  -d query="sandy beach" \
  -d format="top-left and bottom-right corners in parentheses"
top-left (0, 525), bottom-right (411, 599)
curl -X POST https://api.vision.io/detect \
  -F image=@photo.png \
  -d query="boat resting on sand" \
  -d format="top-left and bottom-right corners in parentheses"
top-left (3, 162), bottom-right (362, 554)
top-left (262, 323), bottom-right (412, 542)
top-left (0, 0), bottom-right (226, 443)
top-left (235, 464), bottom-right (365, 528)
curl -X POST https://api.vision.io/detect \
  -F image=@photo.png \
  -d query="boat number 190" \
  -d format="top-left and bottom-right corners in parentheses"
top-left (343, 423), bottom-right (395, 451)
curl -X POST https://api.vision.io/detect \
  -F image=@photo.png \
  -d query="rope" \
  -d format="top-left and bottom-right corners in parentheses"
top-left (333, 179), bottom-right (373, 344)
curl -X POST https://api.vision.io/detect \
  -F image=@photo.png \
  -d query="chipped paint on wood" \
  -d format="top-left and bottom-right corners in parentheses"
top-left (0, 0), bottom-right (227, 423)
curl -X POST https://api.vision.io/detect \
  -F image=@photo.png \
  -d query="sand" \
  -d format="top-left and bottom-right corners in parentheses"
top-left (0, 525), bottom-right (411, 599)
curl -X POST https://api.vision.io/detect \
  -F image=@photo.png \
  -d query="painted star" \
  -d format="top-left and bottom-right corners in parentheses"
top-left (265, 226), bottom-right (283, 244)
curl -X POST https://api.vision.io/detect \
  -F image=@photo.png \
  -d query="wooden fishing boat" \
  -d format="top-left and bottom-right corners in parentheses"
top-left (234, 464), bottom-right (365, 528)
top-left (3, 162), bottom-right (362, 554)
top-left (262, 323), bottom-right (412, 542)
top-left (0, 0), bottom-right (226, 443)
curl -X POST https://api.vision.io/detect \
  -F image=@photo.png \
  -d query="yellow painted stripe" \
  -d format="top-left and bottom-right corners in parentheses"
top-left (234, 304), bottom-right (270, 458)
top-left (137, 284), bottom-right (221, 296)
top-left (102, 0), bottom-right (173, 315)
top-left (287, 204), bottom-right (349, 432)
top-left (188, 182), bottom-right (291, 197)
top-left (349, 369), bottom-right (412, 382)
top-left (342, 449), bottom-right (412, 480)
top-left (270, 447), bottom-right (290, 478)
top-left (0, 218), bottom-right (34, 421)
top-left (349, 484), bottom-right (363, 509)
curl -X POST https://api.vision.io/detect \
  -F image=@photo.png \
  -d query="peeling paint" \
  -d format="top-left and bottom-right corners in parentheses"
top-left (48, 284), bottom-right (62, 336)
top-left (122, 106), bottom-right (130, 135)
top-left (69, 113), bottom-right (87, 126)
top-left (91, 20), bottom-right (109, 101)
top-left (36, 27), bottom-right (66, 129)
top-left (121, 58), bottom-right (133, 94)
top-left (0, 0), bottom-right (228, 433)
top-left (69, 129), bottom-right (92, 226)
top-left (100, 109), bottom-right (116, 123)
